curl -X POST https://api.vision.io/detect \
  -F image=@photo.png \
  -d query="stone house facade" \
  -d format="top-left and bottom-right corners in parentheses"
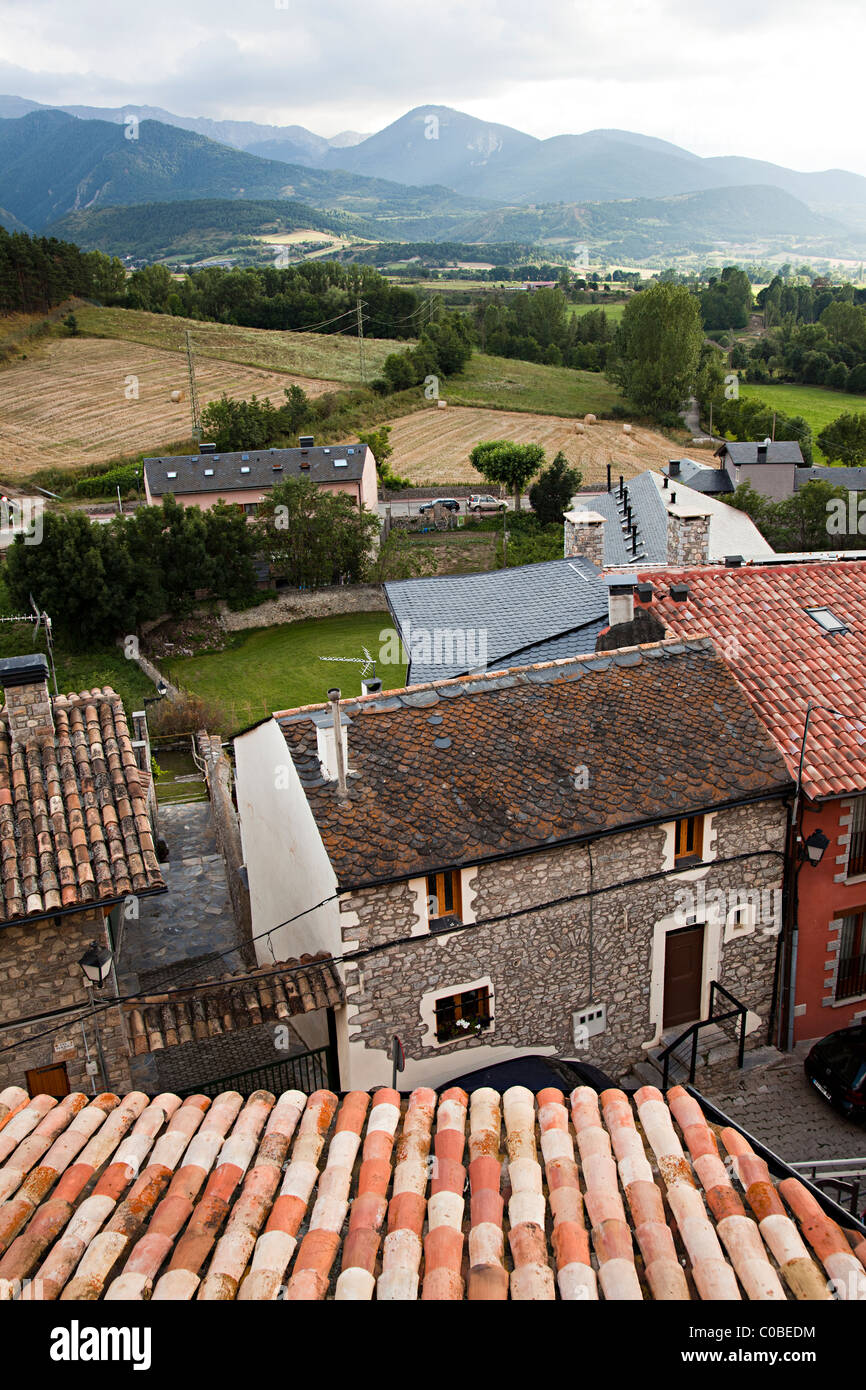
top-left (234, 636), bottom-right (792, 1092)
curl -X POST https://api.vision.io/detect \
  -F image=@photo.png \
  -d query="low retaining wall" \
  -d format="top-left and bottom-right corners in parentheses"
top-left (220, 583), bottom-right (388, 632)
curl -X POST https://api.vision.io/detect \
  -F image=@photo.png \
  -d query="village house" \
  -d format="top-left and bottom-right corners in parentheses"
top-left (714, 440), bottom-right (805, 501)
top-left (0, 656), bottom-right (165, 1099)
top-left (627, 558), bottom-right (866, 1049)
top-left (143, 438), bottom-right (379, 516)
top-left (233, 630), bottom-right (792, 1092)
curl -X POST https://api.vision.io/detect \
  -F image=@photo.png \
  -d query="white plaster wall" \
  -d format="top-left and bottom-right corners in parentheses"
top-left (234, 718), bottom-right (341, 966)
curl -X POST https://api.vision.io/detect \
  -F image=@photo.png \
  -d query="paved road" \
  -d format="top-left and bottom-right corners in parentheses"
top-left (699, 1042), bottom-right (866, 1164)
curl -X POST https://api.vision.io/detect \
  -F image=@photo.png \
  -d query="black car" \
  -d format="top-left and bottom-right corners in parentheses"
top-left (804, 1024), bottom-right (866, 1122)
top-left (418, 497), bottom-right (460, 513)
top-left (436, 1053), bottom-right (629, 1096)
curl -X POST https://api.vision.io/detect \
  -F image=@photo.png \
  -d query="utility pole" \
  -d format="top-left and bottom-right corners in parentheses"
top-left (356, 296), bottom-right (366, 383)
top-left (186, 330), bottom-right (201, 441)
top-left (772, 411), bottom-right (776, 442)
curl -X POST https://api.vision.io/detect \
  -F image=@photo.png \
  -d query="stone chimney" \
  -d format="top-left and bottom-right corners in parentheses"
top-left (564, 510), bottom-right (605, 567)
top-left (666, 503), bottom-right (711, 566)
top-left (0, 655), bottom-right (54, 747)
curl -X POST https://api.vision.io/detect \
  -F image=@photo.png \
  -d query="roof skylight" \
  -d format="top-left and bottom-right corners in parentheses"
top-left (805, 606), bottom-right (848, 634)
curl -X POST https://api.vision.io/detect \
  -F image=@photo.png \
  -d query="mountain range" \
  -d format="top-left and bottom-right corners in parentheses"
top-left (1, 97), bottom-right (865, 258)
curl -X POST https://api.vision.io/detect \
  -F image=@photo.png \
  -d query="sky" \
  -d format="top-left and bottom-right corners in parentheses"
top-left (1, 0), bottom-right (864, 174)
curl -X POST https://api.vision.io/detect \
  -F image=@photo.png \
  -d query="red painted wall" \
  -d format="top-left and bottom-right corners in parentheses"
top-left (794, 797), bottom-right (866, 1042)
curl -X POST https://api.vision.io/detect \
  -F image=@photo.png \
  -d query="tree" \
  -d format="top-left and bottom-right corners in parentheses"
top-left (254, 477), bottom-right (379, 588)
top-left (470, 441), bottom-right (545, 512)
top-left (817, 413), bottom-right (866, 465)
top-left (607, 282), bottom-right (704, 418)
top-left (528, 452), bottom-right (582, 525)
top-left (200, 393), bottom-right (280, 451)
top-left (282, 384), bottom-right (310, 436)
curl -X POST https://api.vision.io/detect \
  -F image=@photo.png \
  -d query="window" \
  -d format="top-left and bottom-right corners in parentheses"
top-left (434, 985), bottom-right (491, 1043)
top-left (805, 607), bottom-right (848, 635)
top-left (427, 870), bottom-right (462, 929)
top-left (240, 465), bottom-right (251, 474)
top-left (166, 471), bottom-right (177, 479)
top-left (849, 797), bottom-right (866, 878)
top-left (674, 814), bottom-right (704, 863)
top-left (243, 502), bottom-right (258, 517)
top-left (204, 468), bottom-right (214, 476)
top-left (836, 910), bottom-right (866, 1000)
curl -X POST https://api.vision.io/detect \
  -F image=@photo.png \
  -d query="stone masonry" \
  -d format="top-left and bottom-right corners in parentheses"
top-left (564, 512), bottom-right (606, 568)
top-left (338, 799), bottom-right (786, 1081)
top-left (666, 508), bottom-right (711, 566)
top-left (0, 906), bottom-right (132, 1095)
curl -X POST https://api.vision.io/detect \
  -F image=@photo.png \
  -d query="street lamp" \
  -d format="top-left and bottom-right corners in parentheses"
top-left (78, 944), bottom-right (113, 1091)
top-left (802, 828), bottom-right (830, 867)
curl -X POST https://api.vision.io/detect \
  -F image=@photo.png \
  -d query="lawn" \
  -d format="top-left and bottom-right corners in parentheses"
top-left (567, 301), bottom-right (627, 324)
top-left (72, 304), bottom-right (407, 383)
top-left (405, 530), bottom-right (499, 575)
top-left (738, 382), bottom-right (866, 462)
top-left (445, 353), bottom-right (623, 417)
top-left (167, 612), bottom-right (407, 730)
top-left (0, 622), bottom-right (155, 718)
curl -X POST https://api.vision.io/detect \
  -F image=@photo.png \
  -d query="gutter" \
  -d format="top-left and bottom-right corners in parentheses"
top-left (0, 883), bottom-right (167, 933)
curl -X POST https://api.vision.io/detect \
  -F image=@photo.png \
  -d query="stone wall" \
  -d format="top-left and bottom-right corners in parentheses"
top-left (339, 799), bottom-right (786, 1082)
top-left (195, 730), bottom-right (254, 962)
top-left (667, 511), bottom-right (711, 566)
top-left (220, 584), bottom-right (388, 633)
top-left (0, 907), bottom-right (133, 1095)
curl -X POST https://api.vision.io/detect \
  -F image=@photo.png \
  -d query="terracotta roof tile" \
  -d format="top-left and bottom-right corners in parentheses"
top-left (273, 638), bottom-right (792, 888)
top-left (0, 688), bottom-right (164, 924)
top-left (0, 1084), bottom-right (858, 1301)
top-left (641, 561), bottom-right (866, 799)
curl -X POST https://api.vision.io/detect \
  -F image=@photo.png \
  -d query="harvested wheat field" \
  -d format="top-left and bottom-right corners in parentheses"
top-left (387, 406), bottom-right (689, 487)
top-left (0, 337), bottom-right (341, 476)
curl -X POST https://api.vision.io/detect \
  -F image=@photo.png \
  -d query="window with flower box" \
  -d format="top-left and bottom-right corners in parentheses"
top-left (434, 985), bottom-right (491, 1043)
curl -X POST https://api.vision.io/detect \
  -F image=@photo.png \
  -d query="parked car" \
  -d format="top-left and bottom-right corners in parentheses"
top-left (437, 1053), bottom-right (628, 1096)
top-left (804, 1024), bottom-right (866, 1122)
top-left (468, 493), bottom-right (507, 512)
top-left (418, 497), bottom-right (461, 513)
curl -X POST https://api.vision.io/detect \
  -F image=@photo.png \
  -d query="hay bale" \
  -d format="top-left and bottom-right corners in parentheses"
top-left (584, 413), bottom-right (597, 425)
top-left (437, 399), bottom-right (448, 408)
top-left (622, 423), bottom-right (632, 434)
top-left (170, 388), bottom-right (184, 404)
top-left (575, 422), bottom-right (585, 433)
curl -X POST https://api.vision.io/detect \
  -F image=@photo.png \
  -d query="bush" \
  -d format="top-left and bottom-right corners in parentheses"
top-left (148, 690), bottom-right (227, 737)
top-left (74, 462), bottom-right (142, 498)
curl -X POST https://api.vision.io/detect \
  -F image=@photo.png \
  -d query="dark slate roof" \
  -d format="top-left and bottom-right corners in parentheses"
top-left (273, 639), bottom-right (792, 887)
top-left (716, 442), bottom-right (804, 466)
top-left (384, 556), bottom-right (608, 684)
top-left (796, 465), bottom-right (866, 491)
top-left (573, 475), bottom-right (668, 565)
top-left (665, 459), bottom-right (733, 494)
top-left (144, 444), bottom-right (371, 497)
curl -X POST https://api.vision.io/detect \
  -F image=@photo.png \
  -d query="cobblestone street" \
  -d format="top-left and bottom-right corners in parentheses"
top-left (698, 1042), bottom-right (866, 1163)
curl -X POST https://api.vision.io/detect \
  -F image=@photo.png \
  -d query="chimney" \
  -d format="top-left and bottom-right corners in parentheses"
top-left (724, 555), bottom-right (743, 568)
top-left (604, 575), bottom-right (636, 627)
top-left (361, 676), bottom-right (382, 696)
top-left (668, 460), bottom-right (681, 477)
top-left (636, 581), bottom-right (654, 604)
top-left (199, 442), bottom-right (217, 454)
top-left (666, 502), bottom-right (711, 566)
top-left (670, 583), bottom-right (690, 602)
top-left (757, 440), bottom-right (769, 463)
top-left (564, 510), bottom-right (605, 567)
top-left (315, 689), bottom-right (349, 798)
top-left (0, 655), bottom-right (54, 747)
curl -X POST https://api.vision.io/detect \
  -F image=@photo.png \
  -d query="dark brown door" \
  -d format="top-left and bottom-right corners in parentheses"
top-left (25, 1062), bottom-right (70, 1099)
top-left (663, 925), bottom-right (704, 1028)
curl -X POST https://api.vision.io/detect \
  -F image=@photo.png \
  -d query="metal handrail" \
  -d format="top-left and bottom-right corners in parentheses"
top-left (787, 1159), bottom-right (866, 1219)
top-left (658, 979), bottom-right (748, 1089)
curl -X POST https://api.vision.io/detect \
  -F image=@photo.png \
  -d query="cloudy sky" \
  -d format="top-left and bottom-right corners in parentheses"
top-left (1, 0), bottom-right (864, 173)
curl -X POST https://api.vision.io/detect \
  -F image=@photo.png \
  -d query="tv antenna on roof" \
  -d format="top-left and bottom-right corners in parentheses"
top-left (318, 647), bottom-right (376, 679)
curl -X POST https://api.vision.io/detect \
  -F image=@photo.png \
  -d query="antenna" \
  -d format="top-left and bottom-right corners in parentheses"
top-left (318, 647), bottom-right (376, 679)
top-left (186, 330), bottom-right (201, 441)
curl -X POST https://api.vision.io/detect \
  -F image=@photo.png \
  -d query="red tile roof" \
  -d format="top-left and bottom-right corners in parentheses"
top-left (274, 638), bottom-right (791, 888)
top-left (0, 1082), bottom-right (859, 1300)
top-left (0, 688), bottom-right (165, 923)
top-left (638, 561), bottom-right (866, 800)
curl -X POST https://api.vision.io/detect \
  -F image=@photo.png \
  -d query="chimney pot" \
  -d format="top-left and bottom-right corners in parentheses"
top-left (636, 581), bottom-right (654, 603)
top-left (669, 583), bottom-right (690, 602)
top-left (724, 555), bottom-right (744, 568)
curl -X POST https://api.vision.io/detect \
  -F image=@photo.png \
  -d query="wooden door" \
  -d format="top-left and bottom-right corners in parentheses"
top-left (25, 1062), bottom-right (70, 1099)
top-left (663, 925), bottom-right (705, 1028)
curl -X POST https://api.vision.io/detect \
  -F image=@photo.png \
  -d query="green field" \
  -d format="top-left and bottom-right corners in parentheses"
top-left (73, 304), bottom-right (407, 383)
top-left (568, 301), bottom-right (627, 323)
top-left (445, 352), bottom-right (623, 416)
top-left (168, 612), bottom-right (407, 731)
top-left (738, 382), bottom-right (866, 461)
